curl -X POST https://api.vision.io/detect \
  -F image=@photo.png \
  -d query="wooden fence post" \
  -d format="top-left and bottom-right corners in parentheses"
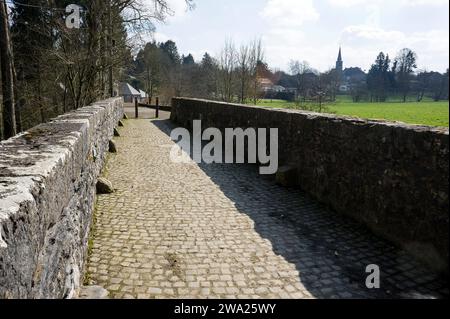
top-left (155, 97), bottom-right (159, 119)
top-left (135, 97), bottom-right (139, 118)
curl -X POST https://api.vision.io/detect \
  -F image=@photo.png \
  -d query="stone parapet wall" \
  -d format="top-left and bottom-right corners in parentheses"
top-left (171, 98), bottom-right (449, 273)
top-left (0, 98), bottom-right (123, 299)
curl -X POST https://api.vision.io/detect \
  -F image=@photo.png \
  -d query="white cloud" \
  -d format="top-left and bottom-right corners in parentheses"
top-left (341, 25), bottom-right (404, 43)
top-left (260, 0), bottom-right (320, 27)
top-left (142, 0), bottom-right (191, 22)
top-left (329, 0), bottom-right (448, 7)
top-left (260, 0), bottom-right (448, 72)
top-left (153, 0), bottom-right (449, 73)
top-left (262, 25), bottom-right (339, 72)
top-left (401, 0), bottom-right (448, 6)
top-left (260, 0), bottom-right (323, 70)
top-left (264, 22), bottom-right (449, 73)
top-left (325, 0), bottom-right (449, 71)
top-left (340, 25), bottom-right (449, 71)
top-left (328, 0), bottom-right (367, 7)
top-left (153, 32), bottom-right (177, 43)
top-left (166, 0), bottom-right (191, 21)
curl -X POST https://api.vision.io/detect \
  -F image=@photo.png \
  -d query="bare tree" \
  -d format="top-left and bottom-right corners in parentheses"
top-left (1, 0), bottom-right (195, 137)
top-left (0, 0), bottom-right (16, 138)
top-left (237, 44), bottom-right (251, 103)
top-left (249, 38), bottom-right (264, 105)
top-left (218, 39), bottom-right (237, 102)
top-left (289, 60), bottom-right (311, 105)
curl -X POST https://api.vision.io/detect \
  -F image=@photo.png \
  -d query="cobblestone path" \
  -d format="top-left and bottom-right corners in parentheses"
top-left (87, 118), bottom-right (448, 299)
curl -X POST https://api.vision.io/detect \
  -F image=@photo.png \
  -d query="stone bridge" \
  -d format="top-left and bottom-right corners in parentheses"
top-left (1, 98), bottom-right (448, 299)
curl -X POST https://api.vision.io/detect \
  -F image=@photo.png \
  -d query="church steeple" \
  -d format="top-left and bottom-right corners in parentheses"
top-left (336, 47), bottom-right (343, 72)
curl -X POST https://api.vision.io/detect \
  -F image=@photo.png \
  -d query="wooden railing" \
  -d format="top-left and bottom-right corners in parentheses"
top-left (134, 97), bottom-right (171, 118)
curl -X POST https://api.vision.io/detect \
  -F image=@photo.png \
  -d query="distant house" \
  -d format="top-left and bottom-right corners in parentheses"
top-left (259, 78), bottom-right (286, 93)
top-left (119, 82), bottom-right (141, 103)
top-left (343, 67), bottom-right (367, 83)
top-left (285, 87), bottom-right (298, 94)
top-left (333, 47), bottom-right (368, 93)
top-left (339, 84), bottom-right (351, 92)
top-left (139, 90), bottom-right (148, 102)
top-left (271, 85), bottom-right (286, 93)
top-left (259, 78), bottom-right (274, 92)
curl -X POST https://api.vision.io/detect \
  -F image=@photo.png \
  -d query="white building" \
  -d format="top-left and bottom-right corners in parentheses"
top-left (118, 82), bottom-right (141, 103)
top-left (139, 90), bottom-right (148, 102)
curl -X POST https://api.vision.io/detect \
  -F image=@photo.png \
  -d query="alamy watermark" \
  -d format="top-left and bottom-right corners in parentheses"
top-left (170, 120), bottom-right (279, 175)
top-left (65, 4), bottom-right (81, 29)
top-left (366, 264), bottom-right (381, 289)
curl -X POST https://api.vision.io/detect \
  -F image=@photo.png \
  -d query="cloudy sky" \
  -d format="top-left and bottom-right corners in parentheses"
top-left (150, 0), bottom-right (449, 73)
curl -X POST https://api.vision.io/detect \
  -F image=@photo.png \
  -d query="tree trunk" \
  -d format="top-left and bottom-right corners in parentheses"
top-left (253, 79), bottom-right (258, 105)
top-left (108, 0), bottom-right (114, 97)
top-left (37, 62), bottom-right (45, 123)
top-left (150, 82), bottom-right (154, 103)
top-left (0, 0), bottom-right (17, 139)
top-left (147, 66), bottom-right (151, 102)
top-left (12, 66), bottom-right (22, 132)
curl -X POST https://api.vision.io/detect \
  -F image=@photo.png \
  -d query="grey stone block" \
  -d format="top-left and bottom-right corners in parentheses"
top-left (109, 140), bottom-right (118, 153)
top-left (97, 177), bottom-right (114, 194)
top-left (0, 97), bottom-right (123, 299)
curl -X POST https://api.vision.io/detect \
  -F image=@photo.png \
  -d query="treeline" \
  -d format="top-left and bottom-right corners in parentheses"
top-left (131, 39), bottom-right (448, 113)
top-left (130, 38), bottom-right (266, 105)
top-left (130, 38), bottom-right (344, 109)
top-left (273, 49), bottom-right (449, 105)
top-left (0, 0), bottom-right (193, 140)
top-left (131, 38), bottom-right (343, 111)
top-left (355, 49), bottom-right (449, 103)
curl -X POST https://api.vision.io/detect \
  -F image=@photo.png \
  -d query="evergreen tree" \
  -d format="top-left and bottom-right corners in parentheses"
top-left (159, 40), bottom-right (180, 65)
top-left (2, 0), bottom-right (187, 138)
top-left (199, 52), bottom-right (218, 98)
top-left (182, 54), bottom-right (195, 65)
top-left (367, 52), bottom-right (390, 102)
top-left (11, 0), bottom-right (55, 127)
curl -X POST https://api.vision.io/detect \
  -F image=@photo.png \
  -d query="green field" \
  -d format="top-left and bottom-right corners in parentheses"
top-left (256, 97), bottom-right (449, 127)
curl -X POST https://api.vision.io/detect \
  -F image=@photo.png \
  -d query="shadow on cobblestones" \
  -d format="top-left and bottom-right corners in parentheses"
top-left (153, 119), bottom-right (448, 299)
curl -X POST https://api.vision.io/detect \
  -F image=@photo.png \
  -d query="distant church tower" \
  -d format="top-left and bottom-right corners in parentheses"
top-left (336, 47), bottom-right (343, 72)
